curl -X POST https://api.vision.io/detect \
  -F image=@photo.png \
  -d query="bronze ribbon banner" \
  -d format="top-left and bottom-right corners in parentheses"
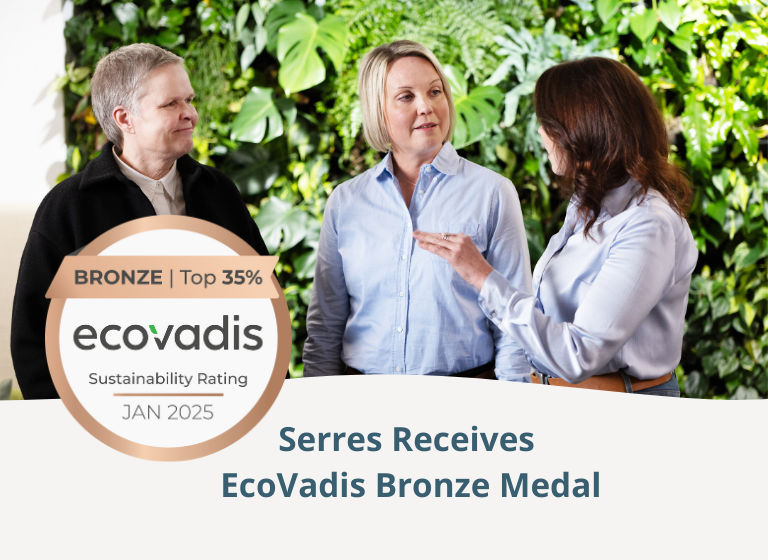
top-left (46, 255), bottom-right (279, 299)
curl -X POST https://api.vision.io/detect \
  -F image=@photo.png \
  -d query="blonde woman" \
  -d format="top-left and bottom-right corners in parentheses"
top-left (303, 41), bottom-right (531, 379)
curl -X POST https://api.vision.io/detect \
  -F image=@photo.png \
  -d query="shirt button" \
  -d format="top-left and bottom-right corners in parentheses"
top-left (397, 327), bottom-right (403, 332)
top-left (491, 311), bottom-right (497, 317)
top-left (425, 166), bottom-right (432, 172)
top-left (396, 367), bottom-right (402, 372)
top-left (419, 190), bottom-right (424, 194)
top-left (402, 255), bottom-right (407, 260)
top-left (399, 291), bottom-right (404, 297)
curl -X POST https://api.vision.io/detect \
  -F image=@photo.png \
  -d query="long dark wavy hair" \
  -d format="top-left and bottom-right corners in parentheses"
top-left (534, 57), bottom-right (693, 237)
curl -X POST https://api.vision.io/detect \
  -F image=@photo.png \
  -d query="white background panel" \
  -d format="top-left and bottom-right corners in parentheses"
top-left (1, 376), bottom-right (765, 558)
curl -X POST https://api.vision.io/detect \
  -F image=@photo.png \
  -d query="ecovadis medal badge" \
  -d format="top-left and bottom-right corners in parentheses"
top-left (44, 216), bottom-right (291, 461)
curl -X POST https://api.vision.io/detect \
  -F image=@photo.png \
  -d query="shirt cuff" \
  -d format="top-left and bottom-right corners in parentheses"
top-left (495, 370), bottom-right (532, 383)
top-left (478, 269), bottom-right (517, 326)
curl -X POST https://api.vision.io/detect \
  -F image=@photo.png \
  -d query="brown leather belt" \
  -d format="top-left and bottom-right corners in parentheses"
top-left (345, 362), bottom-right (496, 379)
top-left (530, 370), bottom-right (672, 393)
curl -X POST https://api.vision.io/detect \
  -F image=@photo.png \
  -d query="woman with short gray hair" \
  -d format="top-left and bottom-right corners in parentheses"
top-left (11, 43), bottom-right (269, 399)
top-left (91, 43), bottom-right (185, 153)
top-left (302, 40), bottom-right (532, 379)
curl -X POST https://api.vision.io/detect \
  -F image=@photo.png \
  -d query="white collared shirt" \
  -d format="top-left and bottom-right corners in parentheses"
top-left (478, 178), bottom-right (699, 382)
top-left (112, 146), bottom-right (186, 216)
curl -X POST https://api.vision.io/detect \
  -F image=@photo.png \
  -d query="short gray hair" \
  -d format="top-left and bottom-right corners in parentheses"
top-left (358, 40), bottom-right (456, 153)
top-left (91, 43), bottom-right (185, 150)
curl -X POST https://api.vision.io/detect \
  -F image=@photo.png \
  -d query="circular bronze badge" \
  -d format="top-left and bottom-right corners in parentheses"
top-left (45, 216), bottom-right (291, 461)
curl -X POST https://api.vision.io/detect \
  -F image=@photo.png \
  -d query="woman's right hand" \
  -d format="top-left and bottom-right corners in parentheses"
top-left (413, 230), bottom-right (494, 290)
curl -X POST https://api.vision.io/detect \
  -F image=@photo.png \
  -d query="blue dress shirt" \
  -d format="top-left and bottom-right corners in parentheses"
top-left (303, 142), bottom-right (532, 378)
top-left (478, 178), bottom-right (699, 383)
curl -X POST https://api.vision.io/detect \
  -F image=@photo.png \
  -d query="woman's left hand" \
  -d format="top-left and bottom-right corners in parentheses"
top-left (413, 231), bottom-right (494, 290)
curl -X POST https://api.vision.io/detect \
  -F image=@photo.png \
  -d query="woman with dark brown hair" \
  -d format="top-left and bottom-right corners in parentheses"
top-left (413, 57), bottom-right (698, 396)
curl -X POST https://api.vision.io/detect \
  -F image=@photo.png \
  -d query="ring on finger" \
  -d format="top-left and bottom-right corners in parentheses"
top-left (441, 233), bottom-right (454, 241)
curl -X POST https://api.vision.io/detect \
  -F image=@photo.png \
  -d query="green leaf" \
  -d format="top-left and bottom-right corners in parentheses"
top-left (254, 25), bottom-right (268, 56)
top-left (72, 95), bottom-right (91, 119)
top-left (294, 221), bottom-right (320, 279)
top-left (67, 66), bottom-right (91, 83)
top-left (112, 2), bottom-right (139, 42)
top-left (254, 197), bottom-right (309, 253)
top-left (155, 30), bottom-right (184, 49)
top-left (629, 9), bottom-right (658, 43)
top-left (684, 371), bottom-right (708, 398)
top-left (711, 297), bottom-right (730, 320)
top-left (251, 3), bottom-right (266, 27)
top-left (112, 2), bottom-right (138, 25)
top-left (733, 242), bottom-right (762, 272)
top-left (49, 75), bottom-right (69, 93)
top-left (236, 3), bottom-right (250, 36)
top-left (722, 209), bottom-right (743, 240)
top-left (224, 146), bottom-right (279, 196)
top-left (596, 0), bottom-right (621, 23)
top-left (681, 96), bottom-right (712, 174)
top-left (740, 302), bottom-right (756, 327)
top-left (657, 0), bottom-right (681, 33)
top-left (230, 87), bottom-right (283, 144)
top-left (294, 251), bottom-right (317, 279)
top-left (524, 218), bottom-right (546, 264)
top-left (705, 197), bottom-right (727, 225)
top-left (503, 82), bottom-right (535, 127)
top-left (669, 23), bottom-right (694, 52)
top-left (711, 168), bottom-right (729, 195)
top-left (572, 0), bottom-right (595, 12)
top-left (717, 354), bottom-right (740, 377)
top-left (732, 120), bottom-right (758, 162)
top-left (731, 386), bottom-right (759, 399)
top-left (754, 286), bottom-right (768, 304)
top-left (659, 51), bottom-right (688, 88)
top-left (161, 9), bottom-right (185, 28)
top-left (147, 4), bottom-right (162, 28)
top-left (277, 14), bottom-right (346, 95)
top-left (443, 65), bottom-right (502, 149)
top-left (241, 44), bottom-right (257, 72)
top-left (265, 0), bottom-right (305, 54)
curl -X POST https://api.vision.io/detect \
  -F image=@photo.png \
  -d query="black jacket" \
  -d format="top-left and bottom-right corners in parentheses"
top-left (11, 143), bottom-right (269, 399)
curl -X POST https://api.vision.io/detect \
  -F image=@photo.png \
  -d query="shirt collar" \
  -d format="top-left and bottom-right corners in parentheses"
top-left (375, 142), bottom-right (460, 179)
top-left (599, 177), bottom-right (643, 218)
top-left (112, 145), bottom-right (179, 200)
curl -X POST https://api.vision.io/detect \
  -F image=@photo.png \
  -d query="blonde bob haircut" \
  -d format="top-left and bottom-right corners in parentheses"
top-left (358, 40), bottom-right (456, 153)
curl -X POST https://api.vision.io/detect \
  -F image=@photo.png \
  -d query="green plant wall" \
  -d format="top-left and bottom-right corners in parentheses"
top-left (57, 0), bottom-right (767, 397)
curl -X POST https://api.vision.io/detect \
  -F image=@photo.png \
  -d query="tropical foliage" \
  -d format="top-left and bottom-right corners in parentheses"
top-left (57, 0), bottom-right (767, 397)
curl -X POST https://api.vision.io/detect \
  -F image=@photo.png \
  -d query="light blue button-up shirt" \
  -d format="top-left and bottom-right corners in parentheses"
top-left (303, 142), bottom-right (532, 378)
top-left (478, 178), bottom-right (699, 383)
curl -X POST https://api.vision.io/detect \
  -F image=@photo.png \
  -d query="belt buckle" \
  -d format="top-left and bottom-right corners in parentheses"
top-left (537, 371), bottom-right (551, 386)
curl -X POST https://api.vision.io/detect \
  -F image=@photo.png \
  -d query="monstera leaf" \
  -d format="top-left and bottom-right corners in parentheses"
top-left (443, 65), bottom-right (502, 149)
top-left (265, 0), bottom-right (305, 54)
top-left (277, 13), bottom-right (346, 95)
top-left (230, 87), bottom-right (294, 144)
top-left (254, 197), bottom-right (310, 253)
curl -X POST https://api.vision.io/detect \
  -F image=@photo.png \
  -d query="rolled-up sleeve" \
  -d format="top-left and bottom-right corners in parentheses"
top-left (479, 212), bottom-right (677, 383)
top-left (485, 180), bottom-right (533, 382)
top-left (302, 190), bottom-right (349, 376)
